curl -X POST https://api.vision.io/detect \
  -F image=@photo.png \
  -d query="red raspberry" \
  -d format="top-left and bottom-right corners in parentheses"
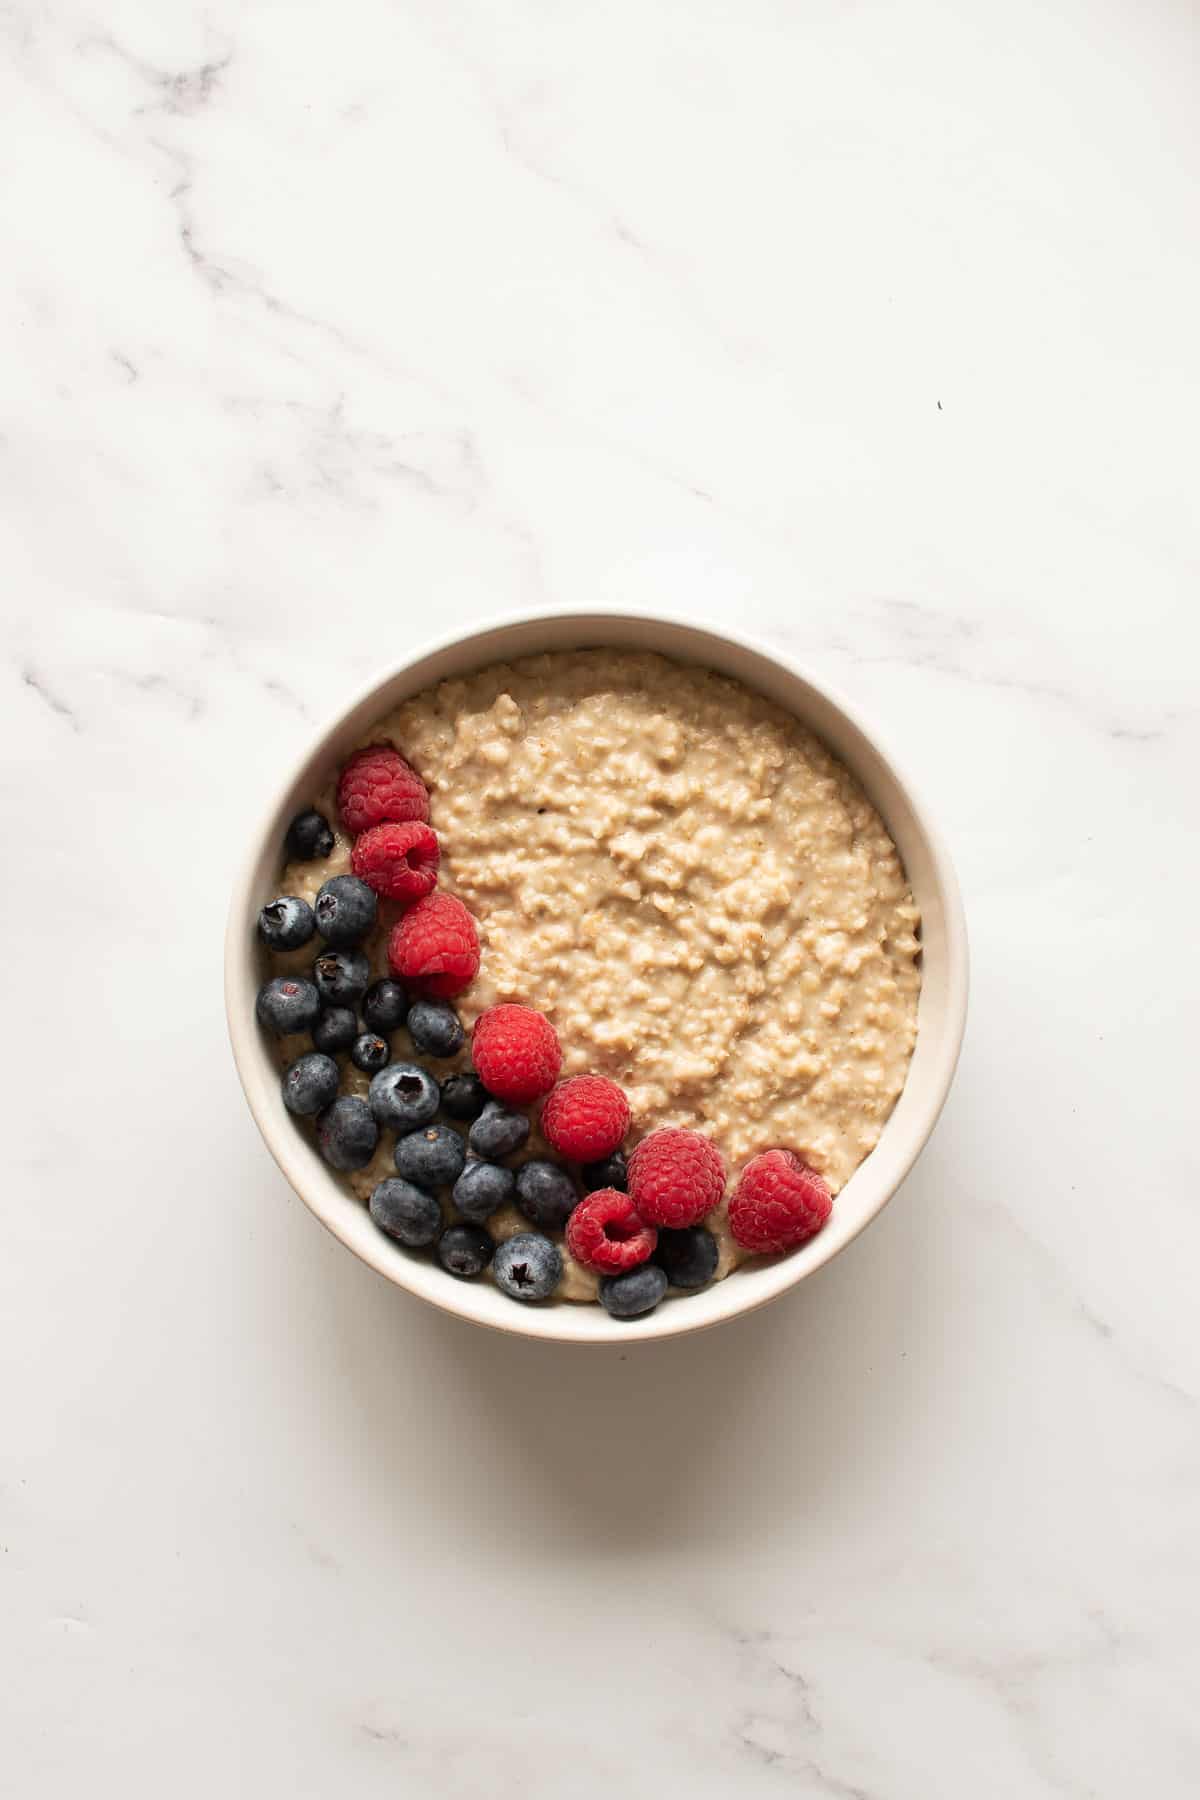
top-left (387, 892), bottom-right (480, 998)
top-left (337, 743), bottom-right (429, 834)
top-left (472, 1004), bottom-right (562, 1105)
top-left (351, 821), bottom-right (440, 902)
top-left (626, 1127), bottom-right (725, 1228)
top-left (566, 1189), bottom-right (657, 1275)
top-left (728, 1149), bottom-right (832, 1254)
top-left (541, 1075), bottom-right (631, 1162)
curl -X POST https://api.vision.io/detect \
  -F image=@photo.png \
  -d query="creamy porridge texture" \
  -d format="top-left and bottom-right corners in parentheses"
top-left (273, 650), bottom-right (921, 1301)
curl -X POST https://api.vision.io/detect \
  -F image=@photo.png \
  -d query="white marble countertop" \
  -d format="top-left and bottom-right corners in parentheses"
top-left (5, 2), bottom-right (1199, 1793)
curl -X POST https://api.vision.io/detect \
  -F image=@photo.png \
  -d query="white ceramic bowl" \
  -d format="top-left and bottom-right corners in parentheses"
top-left (226, 611), bottom-right (968, 1343)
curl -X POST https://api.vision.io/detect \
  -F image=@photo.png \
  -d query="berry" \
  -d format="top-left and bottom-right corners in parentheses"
top-left (257, 895), bottom-right (315, 951)
top-left (312, 1006), bottom-right (358, 1054)
top-left (337, 743), bottom-right (429, 834)
top-left (728, 1150), bottom-right (832, 1255)
top-left (515, 1160), bottom-right (578, 1232)
top-left (493, 1233), bottom-right (562, 1303)
top-left (284, 808), bottom-right (334, 861)
top-left (541, 1076), bottom-right (630, 1162)
top-left (436, 1223), bottom-right (494, 1280)
top-left (362, 978), bottom-right (408, 1034)
top-left (394, 1123), bottom-right (466, 1188)
top-left (281, 1051), bottom-right (339, 1116)
top-left (627, 1128), bottom-right (725, 1229)
top-left (314, 874), bottom-right (377, 947)
top-left (312, 947), bottom-right (370, 1008)
top-left (583, 1151), bottom-right (627, 1193)
top-left (472, 1004), bottom-right (562, 1105)
top-left (440, 1072), bottom-right (489, 1121)
top-left (406, 998), bottom-right (465, 1058)
top-left (369, 1177), bottom-right (442, 1248)
top-left (256, 976), bottom-right (321, 1036)
top-left (599, 1264), bottom-right (668, 1320)
top-left (388, 893), bottom-right (480, 998)
top-left (468, 1101), bottom-right (530, 1161)
top-left (351, 1032), bottom-right (390, 1074)
top-left (453, 1159), bottom-right (515, 1223)
top-left (654, 1225), bottom-right (719, 1290)
top-left (316, 1096), bottom-right (378, 1170)
top-left (565, 1189), bottom-right (657, 1275)
top-left (351, 820), bottom-right (440, 902)
top-left (368, 1062), bottom-right (440, 1131)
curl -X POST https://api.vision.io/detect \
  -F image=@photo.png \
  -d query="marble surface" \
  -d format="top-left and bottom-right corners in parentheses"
top-left (4, 1), bottom-right (1199, 1793)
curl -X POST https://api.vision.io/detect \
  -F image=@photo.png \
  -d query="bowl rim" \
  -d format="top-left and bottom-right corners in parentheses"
top-left (225, 606), bottom-right (968, 1344)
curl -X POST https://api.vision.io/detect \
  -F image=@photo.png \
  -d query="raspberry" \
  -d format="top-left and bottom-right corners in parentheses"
top-left (566, 1189), bottom-right (657, 1275)
top-left (351, 821), bottom-right (440, 902)
top-left (626, 1128), bottom-right (725, 1228)
top-left (728, 1149), bottom-right (832, 1254)
top-left (337, 743), bottom-right (429, 834)
top-left (472, 1004), bottom-right (562, 1105)
top-left (387, 892), bottom-right (480, 998)
top-left (541, 1075), bottom-right (631, 1162)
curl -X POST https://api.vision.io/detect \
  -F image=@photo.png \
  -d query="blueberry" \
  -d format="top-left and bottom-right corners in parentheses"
top-left (468, 1100), bottom-right (530, 1161)
top-left (312, 1006), bottom-right (359, 1054)
top-left (256, 976), bottom-right (321, 1036)
top-left (493, 1232), bottom-right (562, 1303)
top-left (257, 895), bottom-right (316, 952)
top-left (440, 1072), bottom-right (489, 1121)
top-left (436, 1223), bottom-right (494, 1280)
top-left (599, 1264), bottom-right (669, 1319)
top-left (281, 1051), bottom-right (339, 1116)
top-left (515, 1160), bottom-right (578, 1231)
top-left (285, 808), bottom-right (334, 861)
top-left (394, 1123), bottom-right (466, 1188)
top-left (369, 1177), bottom-right (442, 1248)
top-left (406, 998), bottom-right (465, 1058)
top-left (654, 1225), bottom-right (719, 1290)
top-left (368, 1062), bottom-right (440, 1131)
top-left (351, 1032), bottom-right (390, 1074)
top-left (362, 978), bottom-right (408, 1034)
top-left (452, 1159), bottom-right (515, 1222)
top-left (313, 947), bottom-right (370, 1007)
top-left (314, 874), bottom-right (377, 947)
top-left (583, 1151), bottom-right (628, 1193)
top-left (316, 1096), bottom-right (378, 1170)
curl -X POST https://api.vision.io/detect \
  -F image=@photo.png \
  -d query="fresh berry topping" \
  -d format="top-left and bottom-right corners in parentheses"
top-left (472, 1004), bottom-right (563, 1106)
top-left (493, 1233), bottom-right (562, 1303)
top-left (314, 874), bottom-right (377, 947)
top-left (351, 820), bottom-right (440, 902)
top-left (406, 998), bottom-right (465, 1058)
top-left (312, 1006), bottom-right (359, 1054)
top-left (369, 1178), bottom-right (442, 1248)
top-left (654, 1225), bottom-right (719, 1290)
top-left (436, 1223), bottom-right (494, 1280)
top-left (452, 1159), bottom-right (515, 1222)
top-left (565, 1189), bottom-right (657, 1275)
top-left (281, 1051), bottom-right (339, 1117)
top-left (337, 743), bottom-right (429, 834)
top-left (351, 1032), bottom-right (391, 1074)
top-left (728, 1149), bottom-right (832, 1254)
top-left (541, 1076), bottom-right (631, 1162)
top-left (394, 1123), bottom-right (466, 1189)
top-left (599, 1264), bottom-right (668, 1319)
top-left (367, 1062), bottom-right (441, 1132)
top-left (439, 1072), bottom-right (489, 1121)
top-left (583, 1151), bottom-right (627, 1193)
top-left (257, 896), bottom-right (315, 952)
top-left (626, 1128), bottom-right (725, 1229)
top-left (256, 976), bottom-right (321, 1037)
top-left (387, 893), bottom-right (480, 998)
top-left (515, 1160), bottom-right (578, 1232)
top-left (284, 808), bottom-right (334, 862)
top-left (468, 1100), bottom-right (530, 1161)
top-left (362, 978), bottom-right (408, 1034)
top-left (312, 947), bottom-right (370, 1008)
top-left (315, 1096), bottom-right (378, 1171)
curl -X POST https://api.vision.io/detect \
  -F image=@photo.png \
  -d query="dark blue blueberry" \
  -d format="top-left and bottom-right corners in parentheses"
top-left (468, 1100), bottom-right (530, 1161)
top-left (452, 1159), bottom-right (515, 1223)
top-left (515, 1160), bottom-right (578, 1231)
top-left (256, 976), bottom-right (321, 1036)
top-left (313, 947), bottom-right (370, 1007)
top-left (257, 895), bottom-right (316, 951)
top-left (368, 1062), bottom-right (441, 1131)
top-left (439, 1072), bottom-right (489, 1121)
top-left (654, 1225), bottom-right (719, 1290)
top-left (406, 998), bottom-right (465, 1058)
top-left (314, 874), bottom-right (377, 947)
top-left (394, 1123), bottom-right (466, 1188)
top-left (362, 978), bottom-right (408, 1034)
top-left (316, 1096), bottom-right (378, 1171)
top-left (369, 1177), bottom-right (442, 1248)
top-left (436, 1223), bottom-right (494, 1280)
top-left (285, 808), bottom-right (334, 861)
top-left (493, 1233), bottom-right (562, 1303)
top-left (312, 1006), bottom-right (359, 1054)
top-left (599, 1264), bottom-right (669, 1320)
top-left (583, 1150), bottom-right (628, 1193)
top-left (351, 1032), bottom-right (391, 1074)
top-left (281, 1051), bottom-right (339, 1116)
